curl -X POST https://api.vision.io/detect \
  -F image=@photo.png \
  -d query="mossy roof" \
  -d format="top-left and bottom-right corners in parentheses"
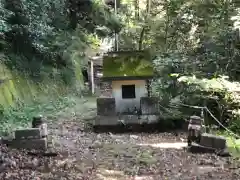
top-left (102, 51), bottom-right (154, 78)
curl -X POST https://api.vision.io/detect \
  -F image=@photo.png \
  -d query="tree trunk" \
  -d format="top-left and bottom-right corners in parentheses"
top-left (68, 0), bottom-right (77, 30)
top-left (135, 0), bottom-right (139, 19)
top-left (164, 0), bottom-right (169, 51)
top-left (138, 0), bottom-right (151, 50)
top-left (138, 27), bottom-right (145, 50)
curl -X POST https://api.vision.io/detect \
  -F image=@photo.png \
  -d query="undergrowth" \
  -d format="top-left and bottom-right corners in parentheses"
top-left (0, 96), bottom-right (76, 136)
top-left (215, 130), bottom-right (240, 158)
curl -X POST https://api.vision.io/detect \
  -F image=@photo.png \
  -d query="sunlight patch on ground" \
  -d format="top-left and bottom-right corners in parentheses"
top-left (137, 142), bottom-right (187, 149)
top-left (131, 176), bottom-right (154, 180)
top-left (195, 166), bottom-right (218, 174)
top-left (96, 169), bottom-right (155, 180)
top-left (96, 169), bottom-right (126, 180)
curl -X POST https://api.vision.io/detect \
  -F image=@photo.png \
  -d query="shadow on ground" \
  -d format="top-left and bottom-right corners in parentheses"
top-left (92, 121), bottom-right (188, 134)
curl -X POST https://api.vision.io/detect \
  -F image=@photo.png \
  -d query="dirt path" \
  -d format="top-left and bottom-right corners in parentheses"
top-left (1, 97), bottom-right (240, 179)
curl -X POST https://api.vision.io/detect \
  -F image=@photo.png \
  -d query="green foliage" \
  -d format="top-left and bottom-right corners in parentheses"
top-left (178, 75), bottom-right (240, 133)
top-left (0, 0), bottom-right (122, 133)
top-left (151, 54), bottom-right (198, 120)
top-left (1, 0), bottom-right (121, 79)
top-left (119, 0), bottom-right (240, 79)
top-left (0, 96), bottom-right (76, 136)
top-left (114, 0), bottom-right (240, 134)
top-left (0, 57), bottom-right (79, 135)
top-left (1, 0), bottom-right (240, 136)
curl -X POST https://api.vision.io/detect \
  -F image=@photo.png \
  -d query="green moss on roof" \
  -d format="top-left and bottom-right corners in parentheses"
top-left (103, 51), bottom-right (154, 77)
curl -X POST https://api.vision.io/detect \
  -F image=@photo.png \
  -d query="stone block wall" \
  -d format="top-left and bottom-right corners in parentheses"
top-left (96, 97), bottom-right (159, 116)
top-left (97, 97), bottom-right (116, 115)
top-left (99, 81), bottom-right (112, 97)
top-left (140, 97), bottom-right (159, 115)
top-left (145, 80), bottom-right (153, 97)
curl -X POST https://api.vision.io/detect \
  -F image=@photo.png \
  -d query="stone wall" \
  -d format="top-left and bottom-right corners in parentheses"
top-left (99, 81), bottom-right (112, 97)
top-left (97, 97), bottom-right (116, 115)
top-left (140, 97), bottom-right (159, 115)
top-left (96, 97), bottom-right (159, 116)
top-left (95, 97), bottom-right (161, 126)
top-left (145, 80), bottom-right (152, 97)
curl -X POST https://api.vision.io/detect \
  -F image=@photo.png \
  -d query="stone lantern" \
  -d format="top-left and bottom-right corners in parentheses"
top-left (187, 115), bottom-right (204, 146)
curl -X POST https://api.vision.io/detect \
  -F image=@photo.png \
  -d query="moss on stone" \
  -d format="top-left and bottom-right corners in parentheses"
top-left (103, 51), bottom-right (153, 77)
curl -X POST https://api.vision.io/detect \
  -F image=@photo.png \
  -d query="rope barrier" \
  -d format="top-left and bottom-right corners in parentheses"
top-left (171, 102), bottom-right (240, 139)
top-left (204, 107), bottom-right (240, 139)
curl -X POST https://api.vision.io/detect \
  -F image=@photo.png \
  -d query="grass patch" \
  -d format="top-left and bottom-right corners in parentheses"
top-left (225, 137), bottom-right (240, 158)
top-left (54, 95), bottom-right (96, 119)
top-left (215, 131), bottom-right (240, 158)
top-left (136, 150), bottom-right (157, 165)
top-left (0, 96), bottom-right (77, 136)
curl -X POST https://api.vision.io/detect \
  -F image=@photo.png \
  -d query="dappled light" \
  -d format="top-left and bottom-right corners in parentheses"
top-left (96, 169), bottom-right (155, 180)
top-left (138, 142), bottom-right (187, 149)
top-left (96, 169), bottom-right (126, 180)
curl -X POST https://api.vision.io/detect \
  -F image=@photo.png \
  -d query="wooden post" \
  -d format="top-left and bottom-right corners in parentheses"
top-left (90, 60), bottom-right (95, 94)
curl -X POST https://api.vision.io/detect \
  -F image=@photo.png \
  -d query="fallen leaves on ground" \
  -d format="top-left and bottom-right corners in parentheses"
top-left (1, 99), bottom-right (240, 180)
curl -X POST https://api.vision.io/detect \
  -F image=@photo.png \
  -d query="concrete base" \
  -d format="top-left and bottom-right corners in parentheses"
top-left (93, 122), bottom-right (175, 133)
top-left (94, 115), bottom-right (159, 126)
top-left (188, 143), bottom-right (216, 154)
top-left (94, 116), bottom-right (119, 126)
top-left (188, 142), bottom-right (230, 157)
top-left (200, 133), bottom-right (226, 149)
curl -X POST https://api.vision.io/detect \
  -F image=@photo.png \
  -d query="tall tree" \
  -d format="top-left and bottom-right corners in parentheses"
top-left (0, 0), bottom-right (121, 80)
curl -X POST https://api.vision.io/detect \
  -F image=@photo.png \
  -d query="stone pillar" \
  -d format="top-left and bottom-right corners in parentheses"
top-left (32, 115), bottom-right (48, 137)
top-left (97, 98), bottom-right (116, 115)
top-left (146, 80), bottom-right (151, 97)
top-left (187, 115), bottom-right (204, 145)
top-left (140, 97), bottom-right (159, 115)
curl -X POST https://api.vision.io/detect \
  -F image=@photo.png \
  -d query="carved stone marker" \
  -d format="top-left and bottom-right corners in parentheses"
top-left (187, 116), bottom-right (204, 145)
top-left (189, 115), bottom-right (203, 125)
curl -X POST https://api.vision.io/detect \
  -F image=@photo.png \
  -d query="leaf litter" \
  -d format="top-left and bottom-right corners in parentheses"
top-left (1, 100), bottom-right (240, 180)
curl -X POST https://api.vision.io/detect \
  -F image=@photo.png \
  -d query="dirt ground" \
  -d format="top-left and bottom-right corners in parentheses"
top-left (1, 98), bottom-right (240, 180)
